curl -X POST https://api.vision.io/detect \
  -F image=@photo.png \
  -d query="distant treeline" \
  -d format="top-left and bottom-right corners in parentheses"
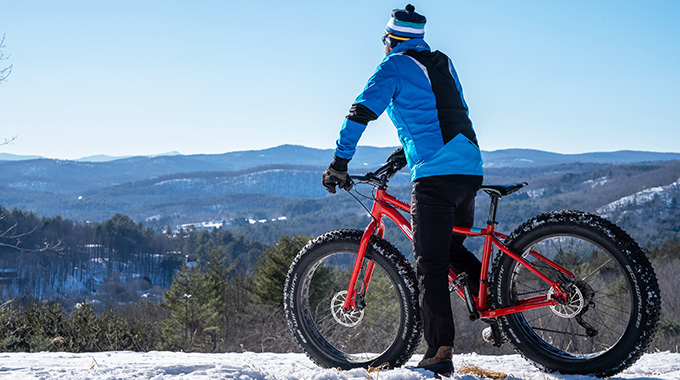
top-left (0, 234), bottom-right (308, 354)
top-left (0, 206), bottom-right (263, 306)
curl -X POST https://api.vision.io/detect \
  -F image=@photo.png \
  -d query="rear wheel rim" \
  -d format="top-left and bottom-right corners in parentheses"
top-left (507, 234), bottom-right (633, 359)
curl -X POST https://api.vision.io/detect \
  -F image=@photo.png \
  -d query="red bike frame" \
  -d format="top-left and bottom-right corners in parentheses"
top-left (342, 187), bottom-right (575, 319)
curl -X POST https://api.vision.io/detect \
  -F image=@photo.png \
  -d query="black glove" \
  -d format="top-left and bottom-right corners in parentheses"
top-left (387, 147), bottom-right (407, 171)
top-left (322, 156), bottom-right (353, 194)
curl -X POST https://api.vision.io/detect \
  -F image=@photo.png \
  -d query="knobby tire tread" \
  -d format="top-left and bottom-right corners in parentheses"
top-left (283, 229), bottom-right (422, 370)
top-left (491, 210), bottom-right (660, 377)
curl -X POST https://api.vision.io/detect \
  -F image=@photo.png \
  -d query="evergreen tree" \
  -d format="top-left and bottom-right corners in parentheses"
top-left (203, 249), bottom-right (236, 352)
top-left (0, 304), bottom-right (24, 351)
top-left (161, 263), bottom-right (220, 352)
top-left (22, 302), bottom-right (66, 352)
top-left (66, 302), bottom-right (101, 352)
top-left (251, 234), bottom-right (311, 307)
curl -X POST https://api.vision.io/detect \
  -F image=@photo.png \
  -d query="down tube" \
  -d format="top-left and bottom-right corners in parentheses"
top-left (379, 204), bottom-right (413, 241)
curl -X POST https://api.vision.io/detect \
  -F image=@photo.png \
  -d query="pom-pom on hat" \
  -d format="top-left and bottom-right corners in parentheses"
top-left (385, 4), bottom-right (426, 39)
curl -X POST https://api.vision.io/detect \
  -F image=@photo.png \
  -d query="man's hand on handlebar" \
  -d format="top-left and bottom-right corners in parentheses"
top-left (387, 147), bottom-right (407, 171)
top-left (322, 156), bottom-right (354, 194)
top-left (323, 148), bottom-right (407, 192)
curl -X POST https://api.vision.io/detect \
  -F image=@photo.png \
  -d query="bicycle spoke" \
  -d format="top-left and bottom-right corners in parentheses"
top-left (525, 309), bottom-right (555, 324)
top-left (589, 304), bottom-right (629, 323)
top-left (582, 257), bottom-right (614, 282)
top-left (588, 310), bottom-right (622, 343)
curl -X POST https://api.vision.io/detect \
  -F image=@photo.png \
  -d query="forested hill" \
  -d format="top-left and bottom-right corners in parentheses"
top-left (2, 145), bottom-right (680, 247)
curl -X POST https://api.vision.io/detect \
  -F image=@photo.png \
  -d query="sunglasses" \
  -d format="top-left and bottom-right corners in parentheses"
top-left (382, 33), bottom-right (409, 48)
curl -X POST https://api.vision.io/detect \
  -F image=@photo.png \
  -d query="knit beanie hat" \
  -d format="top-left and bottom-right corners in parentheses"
top-left (385, 4), bottom-right (426, 39)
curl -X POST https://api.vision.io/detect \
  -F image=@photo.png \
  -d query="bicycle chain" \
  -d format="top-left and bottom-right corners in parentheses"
top-left (517, 288), bottom-right (595, 338)
top-left (530, 326), bottom-right (591, 338)
top-left (516, 289), bottom-right (549, 296)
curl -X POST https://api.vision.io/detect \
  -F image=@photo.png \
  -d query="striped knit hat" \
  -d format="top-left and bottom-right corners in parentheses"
top-left (385, 4), bottom-right (426, 39)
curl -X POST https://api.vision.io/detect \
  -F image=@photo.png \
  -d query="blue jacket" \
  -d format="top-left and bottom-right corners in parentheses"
top-left (334, 39), bottom-right (483, 181)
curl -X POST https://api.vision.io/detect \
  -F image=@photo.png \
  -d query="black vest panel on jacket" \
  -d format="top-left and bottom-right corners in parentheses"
top-left (402, 50), bottom-right (478, 146)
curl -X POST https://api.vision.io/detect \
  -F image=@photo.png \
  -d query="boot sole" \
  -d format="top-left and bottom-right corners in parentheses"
top-left (418, 361), bottom-right (454, 376)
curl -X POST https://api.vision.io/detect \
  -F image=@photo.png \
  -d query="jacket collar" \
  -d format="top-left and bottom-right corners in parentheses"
top-left (388, 38), bottom-right (430, 56)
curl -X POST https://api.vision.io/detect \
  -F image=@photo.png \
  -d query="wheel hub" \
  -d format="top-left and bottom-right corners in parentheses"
top-left (330, 291), bottom-right (364, 327)
top-left (548, 284), bottom-right (585, 318)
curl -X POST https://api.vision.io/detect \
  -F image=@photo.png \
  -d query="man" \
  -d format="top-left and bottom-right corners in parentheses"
top-left (322, 4), bottom-right (484, 376)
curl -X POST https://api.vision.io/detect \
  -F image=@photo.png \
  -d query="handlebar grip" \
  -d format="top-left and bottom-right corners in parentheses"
top-left (374, 161), bottom-right (394, 176)
top-left (349, 157), bottom-right (404, 186)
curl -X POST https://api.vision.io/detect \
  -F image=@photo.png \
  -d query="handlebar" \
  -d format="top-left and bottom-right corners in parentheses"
top-left (349, 159), bottom-right (402, 188)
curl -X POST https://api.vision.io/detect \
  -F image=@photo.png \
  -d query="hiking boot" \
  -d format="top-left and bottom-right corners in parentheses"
top-left (417, 346), bottom-right (454, 376)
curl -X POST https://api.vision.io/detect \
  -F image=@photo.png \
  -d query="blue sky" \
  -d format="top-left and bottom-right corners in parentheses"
top-left (0, 1), bottom-right (678, 159)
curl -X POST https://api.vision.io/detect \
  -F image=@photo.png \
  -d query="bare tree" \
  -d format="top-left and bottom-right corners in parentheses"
top-left (0, 214), bottom-right (63, 252)
top-left (1, 36), bottom-right (16, 148)
top-left (0, 34), bottom-right (12, 83)
top-left (1, 136), bottom-right (16, 146)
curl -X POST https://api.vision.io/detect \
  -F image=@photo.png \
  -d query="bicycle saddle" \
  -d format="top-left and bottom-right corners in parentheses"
top-left (480, 182), bottom-right (528, 197)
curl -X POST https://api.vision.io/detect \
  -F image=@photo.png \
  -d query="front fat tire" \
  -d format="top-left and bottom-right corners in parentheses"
top-left (283, 229), bottom-right (422, 370)
top-left (493, 210), bottom-right (660, 377)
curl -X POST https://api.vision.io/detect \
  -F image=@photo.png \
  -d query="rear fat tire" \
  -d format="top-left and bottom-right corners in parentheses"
top-left (492, 210), bottom-right (660, 377)
top-left (283, 229), bottom-right (422, 370)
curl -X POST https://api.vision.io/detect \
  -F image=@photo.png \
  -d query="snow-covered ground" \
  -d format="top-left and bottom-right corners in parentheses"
top-left (0, 351), bottom-right (678, 380)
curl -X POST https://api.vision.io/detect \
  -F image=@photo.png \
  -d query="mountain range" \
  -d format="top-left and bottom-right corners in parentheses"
top-left (3, 144), bottom-right (680, 165)
top-left (2, 145), bottom-right (680, 192)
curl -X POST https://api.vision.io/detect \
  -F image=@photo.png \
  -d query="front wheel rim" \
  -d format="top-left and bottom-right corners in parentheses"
top-left (298, 249), bottom-right (405, 363)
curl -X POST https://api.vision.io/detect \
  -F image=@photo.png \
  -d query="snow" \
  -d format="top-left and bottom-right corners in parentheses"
top-left (583, 177), bottom-right (608, 188)
top-left (247, 216), bottom-right (287, 224)
top-left (597, 178), bottom-right (680, 216)
top-left (153, 178), bottom-right (206, 187)
top-left (0, 351), bottom-right (677, 380)
top-left (178, 221), bottom-right (225, 230)
top-left (526, 188), bottom-right (545, 199)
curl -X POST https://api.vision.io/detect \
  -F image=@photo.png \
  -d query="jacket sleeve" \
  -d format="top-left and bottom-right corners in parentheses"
top-left (334, 58), bottom-right (399, 160)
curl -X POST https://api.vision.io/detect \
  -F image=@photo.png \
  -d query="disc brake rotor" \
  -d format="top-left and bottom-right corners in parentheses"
top-left (548, 284), bottom-right (585, 318)
top-left (330, 290), bottom-right (364, 327)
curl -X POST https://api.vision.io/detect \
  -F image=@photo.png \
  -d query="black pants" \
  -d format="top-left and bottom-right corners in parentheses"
top-left (411, 174), bottom-right (483, 352)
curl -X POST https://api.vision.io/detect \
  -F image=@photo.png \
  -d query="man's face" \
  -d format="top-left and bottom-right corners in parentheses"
top-left (382, 34), bottom-right (392, 55)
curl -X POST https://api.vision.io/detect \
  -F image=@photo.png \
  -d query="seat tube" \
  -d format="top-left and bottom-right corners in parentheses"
top-left (478, 194), bottom-right (500, 310)
top-left (477, 224), bottom-right (494, 310)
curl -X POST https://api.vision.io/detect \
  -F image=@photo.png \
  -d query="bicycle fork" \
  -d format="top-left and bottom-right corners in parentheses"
top-left (342, 189), bottom-right (407, 313)
top-left (342, 219), bottom-right (382, 313)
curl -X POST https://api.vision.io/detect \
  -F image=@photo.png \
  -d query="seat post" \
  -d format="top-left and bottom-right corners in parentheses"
top-left (487, 194), bottom-right (500, 226)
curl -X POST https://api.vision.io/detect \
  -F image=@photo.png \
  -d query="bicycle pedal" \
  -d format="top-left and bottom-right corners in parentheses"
top-left (448, 272), bottom-right (468, 293)
top-left (482, 322), bottom-right (504, 347)
top-left (459, 274), bottom-right (481, 321)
